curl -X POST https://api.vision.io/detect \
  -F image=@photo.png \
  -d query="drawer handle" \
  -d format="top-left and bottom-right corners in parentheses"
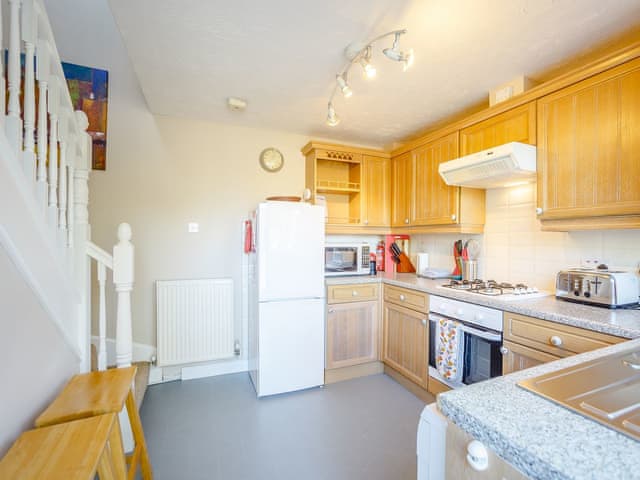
top-left (399, 294), bottom-right (406, 301)
top-left (623, 359), bottom-right (640, 370)
top-left (328, 308), bottom-right (335, 313)
top-left (352, 290), bottom-right (359, 296)
top-left (500, 346), bottom-right (509, 355)
top-left (549, 335), bottom-right (563, 347)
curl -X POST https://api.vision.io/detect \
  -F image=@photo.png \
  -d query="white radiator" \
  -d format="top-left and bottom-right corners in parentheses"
top-left (156, 279), bottom-right (235, 367)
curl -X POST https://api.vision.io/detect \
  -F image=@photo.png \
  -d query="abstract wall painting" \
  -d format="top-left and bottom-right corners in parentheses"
top-left (61, 62), bottom-right (109, 170)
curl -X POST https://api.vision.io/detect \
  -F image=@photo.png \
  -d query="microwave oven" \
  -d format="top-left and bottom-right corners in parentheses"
top-left (324, 243), bottom-right (370, 276)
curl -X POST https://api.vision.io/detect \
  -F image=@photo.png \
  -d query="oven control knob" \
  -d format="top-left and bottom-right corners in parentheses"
top-left (549, 335), bottom-right (563, 347)
top-left (574, 290), bottom-right (580, 296)
top-left (499, 346), bottom-right (509, 355)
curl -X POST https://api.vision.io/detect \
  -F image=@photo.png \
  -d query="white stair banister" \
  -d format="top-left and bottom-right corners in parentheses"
top-left (113, 223), bottom-right (134, 369)
top-left (6, 0), bottom-right (23, 154)
top-left (21, 0), bottom-right (37, 180)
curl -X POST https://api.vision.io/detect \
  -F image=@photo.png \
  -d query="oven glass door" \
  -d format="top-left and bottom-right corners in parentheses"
top-left (428, 315), bottom-right (502, 387)
top-left (462, 327), bottom-right (502, 385)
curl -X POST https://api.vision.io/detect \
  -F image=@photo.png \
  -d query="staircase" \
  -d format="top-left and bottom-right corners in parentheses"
top-left (0, 0), bottom-right (138, 455)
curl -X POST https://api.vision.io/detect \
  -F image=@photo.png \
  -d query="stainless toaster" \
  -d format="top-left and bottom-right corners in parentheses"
top-left (556, 269), bottom-right (639, 308)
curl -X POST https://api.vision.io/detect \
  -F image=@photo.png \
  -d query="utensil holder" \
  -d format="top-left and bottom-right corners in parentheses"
top-left (461, 260), bottom-right (478, 281)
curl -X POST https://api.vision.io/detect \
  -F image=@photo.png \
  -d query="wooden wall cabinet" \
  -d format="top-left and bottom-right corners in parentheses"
top-left (361, 155), bottom-right (391, 227)
top-left (303, 142), bottom-right (390, 234)
top-left (326, 284), bottom-right (381, 373)
top-left (391, 133), bottom-right (485, 233)
top-left (391, 151), bottom-right (413, 227)
top-left (536, 58), bottom-right (640, 230)
top-left (382, 285), bottom-right (429, 389)
top-left (459, 101), bottom-right (537, 155)
top-left (502, 311), bottom-right (623, 375)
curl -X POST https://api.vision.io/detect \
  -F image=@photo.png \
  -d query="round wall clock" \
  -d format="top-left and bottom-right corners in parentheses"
top-left (259, 147), bottom-right (284, 172)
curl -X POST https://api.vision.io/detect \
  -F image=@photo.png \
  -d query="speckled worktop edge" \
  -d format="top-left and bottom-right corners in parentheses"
top-left (326, 273), bottom-right (640, 339)
top-left (437, 338), bottom-right (640, 480)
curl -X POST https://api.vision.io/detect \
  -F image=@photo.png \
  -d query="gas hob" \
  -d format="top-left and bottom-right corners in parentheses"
top-left (438, 279), bottom-right (551, 301)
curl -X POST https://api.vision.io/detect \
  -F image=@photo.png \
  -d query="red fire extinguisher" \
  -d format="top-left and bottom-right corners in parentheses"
top-left (244, 220), bottom-right (253, 253)
top-left (376, 241), bottom-right (385, 272)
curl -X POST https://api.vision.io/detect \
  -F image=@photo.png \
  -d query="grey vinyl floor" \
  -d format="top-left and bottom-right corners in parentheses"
top-left (140, 373), bottom-right (430, 480)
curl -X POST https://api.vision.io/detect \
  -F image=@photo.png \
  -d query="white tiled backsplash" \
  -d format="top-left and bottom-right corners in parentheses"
top-left (412, 183), bottom-right (640, 290)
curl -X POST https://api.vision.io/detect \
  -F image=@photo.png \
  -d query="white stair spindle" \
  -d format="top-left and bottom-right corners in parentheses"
top-left (6, 0), bottom-right (23, 154)
top-left (67, 159), bottom-right (75, 248)
top-left (47, 80), bottom-right (59, 223)
top-left (113, 223), bottom-right (134, 368)
top-left (58, 113), bottom-right (68, 233)
top-left (21, 0), bottom-right (37, 179)
top-left (97, 261), bottom-right (107, 371)
top-left (36, 39), bottom-right (50, 206)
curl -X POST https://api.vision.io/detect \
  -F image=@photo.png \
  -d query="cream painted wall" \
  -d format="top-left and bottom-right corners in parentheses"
top-left (92, 117), bottom-right (313, 348)
top-left (0, 249), bottom-right (79, 456)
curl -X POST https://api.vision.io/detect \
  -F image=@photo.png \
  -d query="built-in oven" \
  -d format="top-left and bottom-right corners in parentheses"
top-left (428, 295), bottom-right (503, 389)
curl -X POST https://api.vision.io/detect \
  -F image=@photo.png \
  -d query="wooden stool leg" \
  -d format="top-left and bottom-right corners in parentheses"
top-left (125, 389), bottom-right (153, 480)
top-left (109, 417), bottom-right (128, 480)
top-left (97, 448), bottom-right (116, 480)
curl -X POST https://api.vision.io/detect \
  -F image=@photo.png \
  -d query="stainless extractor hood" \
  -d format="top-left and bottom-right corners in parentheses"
top-left (438, 142), bottom-right (536, 189)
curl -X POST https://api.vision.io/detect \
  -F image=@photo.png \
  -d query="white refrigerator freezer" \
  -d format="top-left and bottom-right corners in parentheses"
top-left (248, 201), bottom-right (325, 397)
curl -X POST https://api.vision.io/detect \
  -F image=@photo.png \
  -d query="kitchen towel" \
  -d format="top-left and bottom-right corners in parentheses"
top-left (436, 318), bottom-right (464, 383)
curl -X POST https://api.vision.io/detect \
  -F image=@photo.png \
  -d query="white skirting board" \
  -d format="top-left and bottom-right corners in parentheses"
top-left (148, 359), bottom-right (248, 384)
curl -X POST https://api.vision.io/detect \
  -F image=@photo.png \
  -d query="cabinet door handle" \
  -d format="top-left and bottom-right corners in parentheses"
top-left (352, 290), bottom-right (359, 296)
top-left (404, 218), bottom-right (409, 224)
top-left (399, 294), bottom-right (406, 301)
top-left (549, 335), bottom-right (563, 347)
top-left (451, 213), bottom-right (457, 221)
top-left (328, 308), bottom-right (335, 313)
top-left (499, 346), bottom-right (509, 355)
top-left (363, 219), bottom-right (369, 225)
top-left (536, 207), bottom-right (543, 215)
top-left (421, 319), bottom-right (427, 326)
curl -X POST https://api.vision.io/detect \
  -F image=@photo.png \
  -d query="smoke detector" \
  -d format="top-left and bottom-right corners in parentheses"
top-left (227, 97), bottom-right (247, 111)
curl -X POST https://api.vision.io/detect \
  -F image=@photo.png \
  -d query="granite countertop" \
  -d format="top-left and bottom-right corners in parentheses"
top-left (438, 338), bottom-right (640, 480)
top-left (326, 273), bottom-right (640, 339)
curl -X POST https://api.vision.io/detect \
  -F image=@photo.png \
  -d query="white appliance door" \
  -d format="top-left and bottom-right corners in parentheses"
top-left (257, 202), bottom-right (325, 301)
top-left (257, 298), bottom-right (324, 397)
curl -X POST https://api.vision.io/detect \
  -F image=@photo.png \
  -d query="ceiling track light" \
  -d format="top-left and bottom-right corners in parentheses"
top-left (326, 102), bottom-right (340, 127)
top-left (336, 74), bottom-right (353, 98)
top-left (325, 29), bottom-right (414, 127)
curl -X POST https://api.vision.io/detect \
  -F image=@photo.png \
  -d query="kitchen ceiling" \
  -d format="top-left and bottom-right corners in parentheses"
top-left (108, 0), bottom-right (640, 149)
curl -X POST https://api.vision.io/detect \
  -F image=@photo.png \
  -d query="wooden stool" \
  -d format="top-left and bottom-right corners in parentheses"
top-left (0, 413), bottom-right (126, 479)
top-left (35, 366), bottom-right (152, 480)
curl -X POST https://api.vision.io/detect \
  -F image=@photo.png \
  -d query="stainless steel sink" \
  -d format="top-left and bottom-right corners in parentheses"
top-left (518, 346), bottom-right (640, 441)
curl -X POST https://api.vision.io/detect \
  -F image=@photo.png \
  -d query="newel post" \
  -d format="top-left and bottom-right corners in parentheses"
top-left (73, 110), bottom-right (92, 372)
top-left (113, 223), bottom-right (134, 369)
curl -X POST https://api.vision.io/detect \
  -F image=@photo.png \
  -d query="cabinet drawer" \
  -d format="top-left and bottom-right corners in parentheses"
top-left (384, 285), bottom-right (428, 313)
top-left (503, 312), bottom-right (623, 357)
top-left (327, 283), bottom-right (378, 304)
